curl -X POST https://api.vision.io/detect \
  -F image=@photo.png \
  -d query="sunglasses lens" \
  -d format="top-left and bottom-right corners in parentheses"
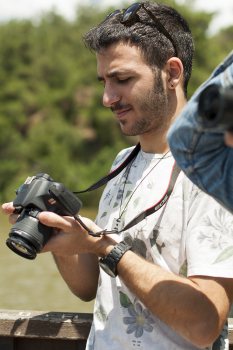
top-left (122, 3), bottom-right (141, 23)
top-left (105, 9), bottom-right (121, 21)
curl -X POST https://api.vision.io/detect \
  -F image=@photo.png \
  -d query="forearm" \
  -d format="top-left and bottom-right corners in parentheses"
top-left (51, 233), bottom-right (117, 301)
top-left (117, 250), bottom-right (230, 348)
top-left (53, 252), bottom-right (99, 301)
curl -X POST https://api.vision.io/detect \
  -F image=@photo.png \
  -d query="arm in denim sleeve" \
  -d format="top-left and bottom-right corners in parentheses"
top-left (168, 51), bottom-right (233, 212)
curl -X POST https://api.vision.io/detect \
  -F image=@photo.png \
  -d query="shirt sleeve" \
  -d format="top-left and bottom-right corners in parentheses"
top-left (186, 186), bottom-right (233, 278)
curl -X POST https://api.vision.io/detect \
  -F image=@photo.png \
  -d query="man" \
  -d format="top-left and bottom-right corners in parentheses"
top-left (2, 3), bottom-right (233, 350)
top-left (168, 51), bottom-right (233, 212)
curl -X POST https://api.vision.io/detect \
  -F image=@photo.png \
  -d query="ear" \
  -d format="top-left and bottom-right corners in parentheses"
top-left (165, 57), bottom-right (184, 90)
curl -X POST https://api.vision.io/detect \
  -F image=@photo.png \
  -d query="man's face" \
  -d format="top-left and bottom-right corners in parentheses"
top-left (97, 42), bottom-right (169, 137)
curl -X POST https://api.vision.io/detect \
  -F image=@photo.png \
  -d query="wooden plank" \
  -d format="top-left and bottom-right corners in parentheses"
top-left (0, 337), bottom-right (14, 350)
top-left (1, 310), bottom-right (232, 348)
top-left (15, 338), bottom-right (86, 350)
top-left (0, 310), bottom-right (92, 340)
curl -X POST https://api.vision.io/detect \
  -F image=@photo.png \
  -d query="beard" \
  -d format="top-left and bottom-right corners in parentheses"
top-left (118, 70), bottom-right (169, 136)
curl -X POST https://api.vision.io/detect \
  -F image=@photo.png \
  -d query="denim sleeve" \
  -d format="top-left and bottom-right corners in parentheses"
top-left (167, 51), bottom-right (233, 212)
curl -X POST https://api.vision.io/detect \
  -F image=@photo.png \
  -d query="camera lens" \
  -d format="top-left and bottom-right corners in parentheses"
top-left (6, 234), bottom-right (38, 259)
top-left (199, 84), bottom-right (233, 129)
top-left (6, 209), bottom-right (53, 260)
top-left (198, 84), bottom-right (220, 122)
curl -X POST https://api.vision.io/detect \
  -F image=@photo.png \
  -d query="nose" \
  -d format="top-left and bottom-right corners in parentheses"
top-left (102, 83), bottom-right (120, 108)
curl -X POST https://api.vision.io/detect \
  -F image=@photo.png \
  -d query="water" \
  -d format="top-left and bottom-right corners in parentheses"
top-left (0, 211), bottom-right (95, 313)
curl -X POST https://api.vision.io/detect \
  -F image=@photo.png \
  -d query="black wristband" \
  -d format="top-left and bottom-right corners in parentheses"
top-left (99, 241), bottom-right (132, 277)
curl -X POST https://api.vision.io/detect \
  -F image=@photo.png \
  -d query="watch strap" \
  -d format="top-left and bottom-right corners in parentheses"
top-left (99, 241), bottom-right (132, 277)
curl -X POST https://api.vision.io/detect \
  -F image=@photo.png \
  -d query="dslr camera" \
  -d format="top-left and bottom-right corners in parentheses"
top-left (6, 173), bottom-right (82, 260)
top-left (198, 84), bottom-right (233, 130)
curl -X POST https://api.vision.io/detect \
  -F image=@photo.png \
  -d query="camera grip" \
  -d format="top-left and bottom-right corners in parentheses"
top-left (49, 183), bottom-right (82, 216)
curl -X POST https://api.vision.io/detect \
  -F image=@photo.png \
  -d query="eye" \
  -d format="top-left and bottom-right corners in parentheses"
top-left (117, 77), bottom-right (131, 84)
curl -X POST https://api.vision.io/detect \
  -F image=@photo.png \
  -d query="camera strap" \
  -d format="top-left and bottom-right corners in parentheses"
top-left (115, 161), bottom-right (180, 233)
top-left (74, 157), bottom-right (181, 236)
top-left (73, 143), bottom-right (141, 194)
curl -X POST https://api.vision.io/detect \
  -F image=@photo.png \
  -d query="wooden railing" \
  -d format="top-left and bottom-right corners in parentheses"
top-left (0, 310), bottom-right (232, 349)
top-left (0, 310), bottom-right (92, 350)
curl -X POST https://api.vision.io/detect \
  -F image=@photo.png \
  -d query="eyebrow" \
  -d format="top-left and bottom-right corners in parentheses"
top-left (97, 69), bottom-right (134, 82)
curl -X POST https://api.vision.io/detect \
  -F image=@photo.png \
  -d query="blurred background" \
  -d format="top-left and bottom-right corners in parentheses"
top-left (0, 0), bottom-right (232, 313)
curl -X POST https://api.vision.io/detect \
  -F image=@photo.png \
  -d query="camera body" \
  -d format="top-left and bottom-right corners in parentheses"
top-left (198, 84), bottom-right (233, 130)
top-left (6, 173), bottom-right (82, 260)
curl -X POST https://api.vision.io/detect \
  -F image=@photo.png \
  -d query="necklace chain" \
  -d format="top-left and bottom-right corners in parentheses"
top-left (118, 150), bottom-right (170, 220)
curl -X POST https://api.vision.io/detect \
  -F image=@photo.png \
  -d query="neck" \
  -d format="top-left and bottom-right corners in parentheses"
top-left (138, 129), bottom-right (170, 154)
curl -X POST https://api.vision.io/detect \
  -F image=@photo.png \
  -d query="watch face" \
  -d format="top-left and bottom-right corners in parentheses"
top-left (99, 260), bottom-right (116, 278)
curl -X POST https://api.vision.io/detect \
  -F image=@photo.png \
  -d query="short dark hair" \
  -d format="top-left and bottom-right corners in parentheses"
top-left (83, 1), bottom-right (194, 97)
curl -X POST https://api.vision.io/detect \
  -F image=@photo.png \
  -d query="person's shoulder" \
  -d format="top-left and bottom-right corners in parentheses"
top-left (179, 170), bottom-right (206, 197)
top-left (180, 171), bottom-right (233, 217)
top-left (111, 146), bottom-right (135, 170)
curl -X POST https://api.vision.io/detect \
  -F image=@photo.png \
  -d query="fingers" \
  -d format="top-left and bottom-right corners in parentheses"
top-left (2, 202), bottom-right (99, 235)
top-left (9, 214), bottom-right (19, 225)
top-left (78, 216), bottom-right (102, 233)
top-left (2, 205), bottom-right (103, 256)
top-left (38, 211), bottom-right (76, 231)
top-left (39, 214), bottom-right (92, 256)
top-left (1, 202), bottom-right (19, 224)
top-left (38, 212), bottom-right (100, 234)
top-left (1, 202), bottom-right (15, 214)
top-left (39, 214), bottom-right (103, 256)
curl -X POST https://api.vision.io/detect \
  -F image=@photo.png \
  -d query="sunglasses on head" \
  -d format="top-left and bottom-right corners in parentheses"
top-left (105, 2), bottom-right (177, 57)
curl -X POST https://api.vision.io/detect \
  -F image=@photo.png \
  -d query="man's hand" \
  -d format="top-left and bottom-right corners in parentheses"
top-left (1, 202), bottom-right (116, 258)
top-left (38, 211), bottom-right (104, 256)
top-left (1, 202), bottom-right (19, 224)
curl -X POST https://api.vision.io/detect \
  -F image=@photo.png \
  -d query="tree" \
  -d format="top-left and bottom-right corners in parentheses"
top-left (0, 2), bottom-right (231, 205)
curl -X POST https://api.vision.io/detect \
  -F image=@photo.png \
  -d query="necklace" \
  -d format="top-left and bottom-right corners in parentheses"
top-left (112, 150), bottom-right (170, 231)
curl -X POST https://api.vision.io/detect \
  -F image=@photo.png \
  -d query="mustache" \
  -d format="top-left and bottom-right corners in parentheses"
top-left (111, 102), bottom-right (131, 112)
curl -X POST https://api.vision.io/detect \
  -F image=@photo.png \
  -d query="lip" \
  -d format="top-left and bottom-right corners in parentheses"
top-left (114, 107), bottom-right (132, 119)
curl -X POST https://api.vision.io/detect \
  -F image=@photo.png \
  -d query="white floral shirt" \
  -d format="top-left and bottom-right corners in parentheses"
top-left (86, 147), bottom-right (233, 350)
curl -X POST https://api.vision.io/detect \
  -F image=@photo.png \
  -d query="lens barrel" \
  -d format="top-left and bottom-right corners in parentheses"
top-left (6, 210), bottom-right (53, 259)
top-left (6, 234), bottom-right (38, 259)
top-left (198, 84), bottom-right (233, 129)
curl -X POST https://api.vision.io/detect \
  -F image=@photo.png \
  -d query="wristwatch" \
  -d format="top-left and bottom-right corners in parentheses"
top-left (99, 241), bottom-right (132, 277)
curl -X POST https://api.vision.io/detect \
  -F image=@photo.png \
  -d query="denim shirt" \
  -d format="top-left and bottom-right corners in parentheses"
top-left (167, 51), bottom-right (233, 212)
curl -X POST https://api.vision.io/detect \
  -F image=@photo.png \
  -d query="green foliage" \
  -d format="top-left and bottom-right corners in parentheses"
top-left (0, 2), bottom-right (231, 205)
